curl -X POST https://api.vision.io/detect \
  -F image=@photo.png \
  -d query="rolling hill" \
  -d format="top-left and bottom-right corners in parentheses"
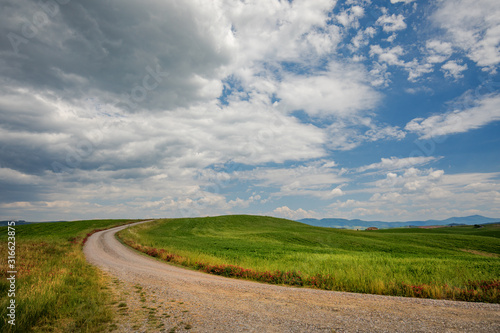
top-left (118, 215), bottom-right (500, 302)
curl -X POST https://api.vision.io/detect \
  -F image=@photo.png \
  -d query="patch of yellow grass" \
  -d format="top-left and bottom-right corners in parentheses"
top-left (460, 249), bottom-right (499, 258)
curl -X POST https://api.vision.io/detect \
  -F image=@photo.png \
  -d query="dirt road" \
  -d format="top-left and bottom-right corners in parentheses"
top-left (84, 222), bottom-right (500, 332)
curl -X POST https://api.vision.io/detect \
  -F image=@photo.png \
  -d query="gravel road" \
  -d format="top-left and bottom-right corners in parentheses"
top-left (84, 222), bottom-right (500, 332)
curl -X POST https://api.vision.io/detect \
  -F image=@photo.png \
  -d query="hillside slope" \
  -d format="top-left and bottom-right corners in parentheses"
top-left (86, 224), bottom-right (500, 332)
top-left (119, 215), bottom-right (500, 301)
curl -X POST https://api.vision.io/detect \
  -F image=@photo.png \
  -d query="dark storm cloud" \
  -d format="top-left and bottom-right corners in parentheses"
top-left (0, 182), bottom-right (42, 203)
top-left (1, 0), bottom-right (232, 111)
top-left (0, 0), bottom-right (234, 188)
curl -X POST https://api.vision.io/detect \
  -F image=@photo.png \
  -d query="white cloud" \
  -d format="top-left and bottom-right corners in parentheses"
top-left (1, 0), bottom-right (498, 222)
top-left (330, 186), bottom-right (345, 198)
top-left (237, 160), bottom-right (348, 199)
top-left (432, 0), bottom-right (500, 71)
top-left (305, 28), bottom-right (340, 56)
top-left (376, 14), bottom-right (407, 32)
top-left (390, 0), bottom-right (416, 3)
top-left (0, 0), bottom-right (399, 221)
top-left (0, 167), bottom-right (41, 185)
top-left (370, 45), bottom-right (405, 66)
top-left (346, 0), bottom-right (371, 5)
top-left (225, 0), bottom-right (338, 66)
top-left (441, 60), bottom-right (468, 79)
top-left (373, 168), bottom-right (444, 192)
top-left (277, 62), bottom-right (381, 117)
top-left (328, 169), bottom-right (500, 221)
top-left (0, 85), bottom-right (331, 219)
top-left (404, 59), bottom-right (434, 81)
top-left (369, 62), bottom-right (391, 87)
top-left (465, 182), bottom-right (500, 191)
top-left (426, 40), bottom-right (454, 64)
top-left (324, 118), bottom-right (405, 151)
top-left (272, 206), bottom-right (316, 220)
top-left (326, 122), bottom-right (365, 151)
top-left (370, 192), bottom-right (403, 203)
top-left (337, 5), bottom-right (365, 29)
top-left (364, 123), bottom-right (406, 141)
top-left (350, 27), bottom-right (377, 52)
top-left (357, 156), bottom-right (440, 172)
top-left (405, 93), bottom-right (500, 139)
top-left (384, 33), bottom-right (398, 43)
top-left (370, 45), bottom-right (435, 81)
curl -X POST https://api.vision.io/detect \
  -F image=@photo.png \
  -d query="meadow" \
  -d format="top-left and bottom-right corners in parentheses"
top-left (0, 219), bottom-right (140, 332)
top-left (1, 215), bottom-right (498, 331)
top-left (118, 215), bottom-right (500, 302)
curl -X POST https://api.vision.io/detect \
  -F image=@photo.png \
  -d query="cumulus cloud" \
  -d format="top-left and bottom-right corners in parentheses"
top-left (350, 27), bottom-right (377, 52)
top-left (441, 60), bottom-right (468, 79)
top-left (404, 59), bottom-right (434, 81)
top-left (277, 62), bottom-right (381, 117)
top-left (328, 168), bottom-right (500, 221)
top-left (329, 186), bottom-right (345, 198)
top-left (373, 168), bottom-right (444, 192)
top-left (0, 85), bottom-right (330, 221)
top-left (1, 0), bottom-right (497, 222)
top-left (370, 45), bottom-right (434, 81)
top-left (432, 0), bottom-right (500, 71)
top-left (426, 40), bottom-right (454, 64)
top-left (370, 45), bottom-right (405, 66)
top-left (376, 14), bottom-right (407, 33)
top-left (272, 206), bottom-right (316, 220)
top-left (0, 0), bottom-right (349, 220)
top-left (337, 5), bottom-right (365, 29)
top-left (369, 62), bottom-right (391, 87)
top-left (225, 0), bottom-right (338, 67)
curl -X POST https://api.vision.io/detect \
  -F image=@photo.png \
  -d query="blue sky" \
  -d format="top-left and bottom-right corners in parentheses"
top-left (1, 0), bottom-right (499, 221)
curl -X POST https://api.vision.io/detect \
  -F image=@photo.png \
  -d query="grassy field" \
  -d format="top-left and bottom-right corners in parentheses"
top-left (118, 215), bottom-right (500, 302)
top-left (0, 219), bottom-right (140, 332)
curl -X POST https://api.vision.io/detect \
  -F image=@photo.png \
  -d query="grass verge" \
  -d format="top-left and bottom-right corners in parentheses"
top-left (117, 215), bottom-right (500, 303)
top-left (0, 219), bottom-right (140, 332)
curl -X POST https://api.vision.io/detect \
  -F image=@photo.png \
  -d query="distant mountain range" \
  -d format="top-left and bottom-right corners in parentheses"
top-left (298, 215), bottom-right (500, 229)
top-left (3, 215), bottom-right (500, 229)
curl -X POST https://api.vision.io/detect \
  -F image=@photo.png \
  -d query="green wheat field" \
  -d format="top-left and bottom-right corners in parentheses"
top-left (119, 215), bottom-right (499, 301)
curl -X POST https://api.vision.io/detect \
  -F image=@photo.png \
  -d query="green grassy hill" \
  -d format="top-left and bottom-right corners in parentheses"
top-left (0, 219), bottom-right (139, 332)
top-left (119, 215), bottom-right (500, 302)
top-left (1, 215), bottom-right (497, 333)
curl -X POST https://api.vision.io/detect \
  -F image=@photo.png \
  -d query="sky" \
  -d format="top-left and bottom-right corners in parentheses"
top-left (1, 0), bottom-right (500, 222)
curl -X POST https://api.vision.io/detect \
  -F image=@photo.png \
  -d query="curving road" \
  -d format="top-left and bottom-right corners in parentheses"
top-left (84, 222), bottom-right (500, 332)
